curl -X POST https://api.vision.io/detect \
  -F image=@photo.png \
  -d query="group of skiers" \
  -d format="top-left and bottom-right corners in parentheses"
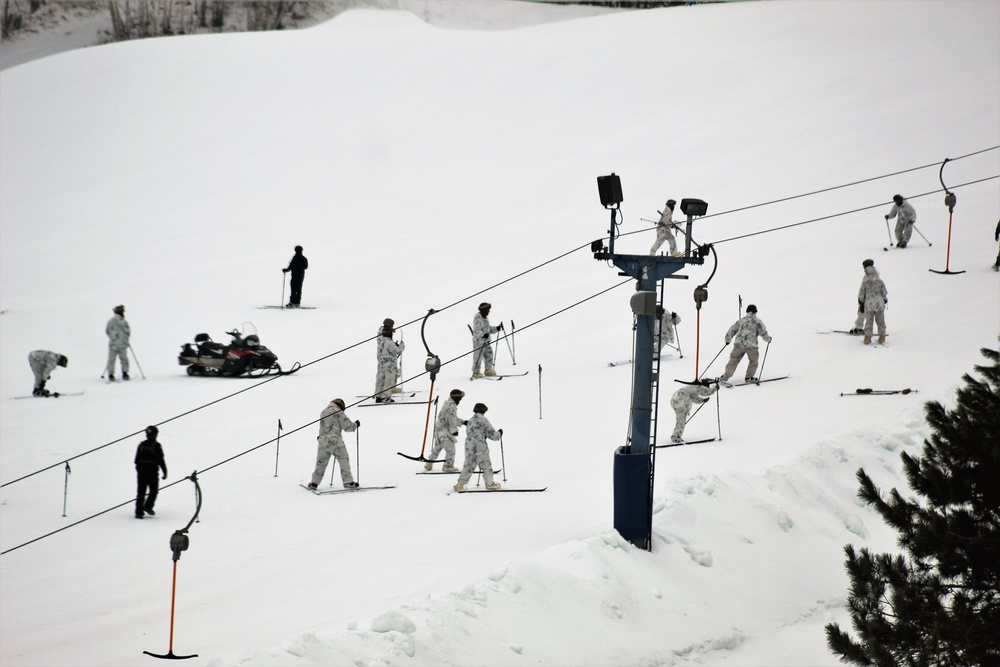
top-left (661, 194), bottom-right (919, 445)
top-left (27, 303), bottom-right (133, 396)
top-left (306, 389), bottom-right (503, 493)
top-left (307, 302), bottom-right (510, 492)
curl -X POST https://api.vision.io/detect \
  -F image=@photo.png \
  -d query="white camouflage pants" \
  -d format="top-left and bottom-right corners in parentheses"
top-left (472, 338), bottom-right (494, 374)
top-left (106, 346), bottom-right (129, 376)
top-left (428, 426), bottom-right (458, 467)
top-left (649, 226), bottom-right (677, 255)
top-left (457, 438), bottom-right (495, 486)
top-left (374, 362), bottom-right (399, 400)
top-left (723, 346), bottom-right (759, 381)
top-left (311, 437), bottom-right (354, 486)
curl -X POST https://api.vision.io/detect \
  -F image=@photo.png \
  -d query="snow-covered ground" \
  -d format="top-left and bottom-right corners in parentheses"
top-left (1, 1), bottom-right (998, 666)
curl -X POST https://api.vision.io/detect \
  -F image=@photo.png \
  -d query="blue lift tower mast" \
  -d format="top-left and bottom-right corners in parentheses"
top-left (592, 173), bottom-right (708, 550)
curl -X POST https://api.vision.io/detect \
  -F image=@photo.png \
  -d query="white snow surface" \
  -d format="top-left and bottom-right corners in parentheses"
top-left (1, 1), bottom-right (999, 666)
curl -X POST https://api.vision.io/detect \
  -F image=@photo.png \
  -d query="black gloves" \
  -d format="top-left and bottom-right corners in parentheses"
top-left (884, 215), bottom-right (889, 220)
top-left (162, 471), bottom-right (168, 480)
top-left (498, 428), bottom-right (503, 436)
top-left (497, 322), bottom-right (504, 331)
top-left (355, 420), bottom-right (361, 428)
top-left (282, 268), bottom-right (290, 273)
top-left (483, 334), bottom-right (489, 339)
top-left (451, 431), bottom-right (459, 437)
top-left (463, 420), bottom-right (468, 426)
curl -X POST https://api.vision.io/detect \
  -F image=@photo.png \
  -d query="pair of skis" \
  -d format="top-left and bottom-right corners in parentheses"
top-left (655, 437), bottom-right (715, 449)
top-left (840, 388), bottom-right (917, 397)
top-left (301, 483), bottom-right (395, 495)
top-left (13, 391), bottom-right (84, 399)
top-left (470, 370), bottom-right (530, 381)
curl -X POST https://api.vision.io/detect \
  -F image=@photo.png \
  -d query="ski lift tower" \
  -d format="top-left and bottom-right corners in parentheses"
top-left (591, 174), bottom-right (708, 550)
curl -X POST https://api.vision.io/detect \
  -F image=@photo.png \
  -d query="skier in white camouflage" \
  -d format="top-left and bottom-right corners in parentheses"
top-left (654, 305), bottom-right (681, 360)
top-left (425, 389), bottom-right (467, 472)
top-left (669, 379), bottom-right (718, 444)
top-left (719, 304), bottom-right (772, 383)
top-left (650, 199), bottom-right (682, 256)
top-left (307, 398), bottom-right (359, 490)
top-left (471, 302), bottom-right (501, 378)
top-left (454, 402), bottom-right (502, 492)
top-left (374, 318), bottom-right (405, 403)
top-left (858, 259), bottom-right (888, 345)
top-left (105, 304), bottom-right (131, 381)
top-left (885, 194), bottom-right (916, 248)
top-left (28, 350), bottom-right (68, 396)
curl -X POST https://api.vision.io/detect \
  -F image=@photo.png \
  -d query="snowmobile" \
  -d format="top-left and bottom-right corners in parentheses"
top-left (178, 324), bottom-right (290, 377)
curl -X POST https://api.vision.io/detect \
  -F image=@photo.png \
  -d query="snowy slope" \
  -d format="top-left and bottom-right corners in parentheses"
top-left (1, 1), bottom-right (998, 666)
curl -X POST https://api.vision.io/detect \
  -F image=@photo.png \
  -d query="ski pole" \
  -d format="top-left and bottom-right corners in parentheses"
top-left (355, 427), bottom-right (361, 488)
top-left (715, 387), bottom-right (722, 441)
top-left (884, 216), bottom-right (894, 247)
top-left (273, 419), bottom-right (282, 477)
top-left (538, 364), bottom-right (543, 419)
top-left (911, 223), bottom-right (932, 247)
top-left (281, 271), bottom-right (287, 309)
top-left (62, 461), bottom-right (71, 517)
top-left (699, 342), bottom-right (728, 380)
top-left (129, 344), bottom-right (146, 379)
top-left (502, 324), bottom-right (515, 364)
top-left (756, 339), bottom-right (771, 383)
top-left (511, 321), bottom-right (517, 365)
top-left (328, 453), bottom-right (336, 487)
top-left (499, 430), bottom-right (507, 483)
top-left (673, 320), bottom-right (683, 359)
top-left (397, 330), bottom-right (404, 392)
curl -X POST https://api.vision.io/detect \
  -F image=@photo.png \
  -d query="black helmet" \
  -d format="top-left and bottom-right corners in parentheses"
top-left (473, 402), bottom-right (488, 414)
top-left (892, 194), bottom-right (903, 205)
top-left (294, 245), bottom-right (303, 253)
top-left (449, 389), bottom-right (466, 401)
top-left (145, 425), bottom-right (159, 439)
top-left (746, 304), bottom-right (757, 314)
top-left (862, 258), bottom-right (874, 268)
top-left (478, 302), bottom-right (491, 314)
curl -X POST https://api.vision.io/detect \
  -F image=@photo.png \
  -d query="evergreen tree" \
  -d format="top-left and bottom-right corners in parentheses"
top-left (826, 347), bottom-right (1000, 666)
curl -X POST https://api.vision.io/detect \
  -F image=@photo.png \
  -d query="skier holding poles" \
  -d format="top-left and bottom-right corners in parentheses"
top-left (653, 305), bottom-right (681, 360)
top-left (650, 199), bottom-right (682, 257)
top-left (425, 389), bottom-right (467, 472)
top-left (307, 399), bottom-right (359, 490)
top-left (471, 302), bottom-right (500, 378)
top-left (669, 380), bottom-right (718, 444)
top-left (281, 245), bottom-right (308, 308)
top-left (454, 403), bottom-right (502, 492)
top-left (885, 194), bottom-right (916, 249)
top-left (104, 304), bottom-right (131, 381)
top-left (718, 304), bottom-right (772, 384)
top-left (374, 318), bottom-right (405, 403)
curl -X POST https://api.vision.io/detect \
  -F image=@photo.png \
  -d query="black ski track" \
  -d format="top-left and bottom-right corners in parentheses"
top-left (13, 391), bottom-right (85, 399)
top-left (301, 484), bottom-right (396, 495)
top-left (656, 438), bottom-right (716, 448)
top-left (450, 487), bottom-right (547, 494)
